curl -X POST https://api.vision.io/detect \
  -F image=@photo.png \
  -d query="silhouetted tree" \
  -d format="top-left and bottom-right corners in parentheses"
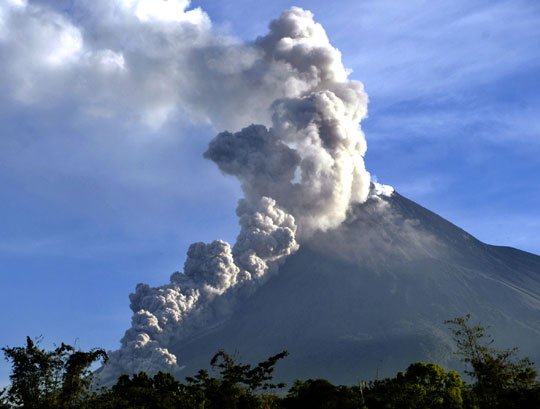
top-left (0, 389), bottom-right (9, 409)
top-left (185, 350), bottom-right (288, 409)
top-left (93, 371), bottom-right (194, 409)
top-left (283, 379), bottom-right (360, 409)
top-left (1, 331), bottom-right (537, 409)
top-left (60, 348), bottom-right (108, 407)
top-left (446, 314), bottom-right (538, 409)
top-left (1, 337), bottom-right (107, 409)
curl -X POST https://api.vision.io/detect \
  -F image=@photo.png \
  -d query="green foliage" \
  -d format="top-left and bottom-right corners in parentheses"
top-left (91, 371), bottom-right (194, 409)
top-left (0, 389), bottom-right (9, 409)
top-left (61, 348), bottom-right (109, 407)
top-left (446, 314), bottom-right (538, 409)
top-left (1, 337), bottom-right (107, 409)
top-left (1, 324), bottom-right (538, 409)
top-left (185, 349), bottom-right (288, 409)
top-left (283, 379), bottom-right (361, 409)
top-left (364, 362), bottom-right (464, 409)
top-left (208, 350), bottom-right (288, 391)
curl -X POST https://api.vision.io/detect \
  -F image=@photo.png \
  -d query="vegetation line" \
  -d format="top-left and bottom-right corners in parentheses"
top-left (1, 315), bottom-right (538, 408)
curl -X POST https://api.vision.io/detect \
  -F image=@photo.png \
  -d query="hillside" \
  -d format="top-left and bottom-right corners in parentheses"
top-left (166, 192), bottom-right (540, 384)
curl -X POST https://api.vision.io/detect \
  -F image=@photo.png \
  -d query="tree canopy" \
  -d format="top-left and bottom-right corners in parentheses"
top-left (1, 316), bottom-right (538, 409)
top-left (1, 337), bottom-right (107, 409)
top-left (446, 314), bottom-right (538, 408)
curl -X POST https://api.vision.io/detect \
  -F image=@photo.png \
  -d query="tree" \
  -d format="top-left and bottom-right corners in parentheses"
top-left (283, 379), bottom-right (361, 409)
top-left (0, 388), bottom-right (10, 409)
top-left (60, 348), bottom-right (108, 407)
top-left (445, 314), bottom-right (538, 408)
top-left (209, 350), bottom-right (288, 391)
top-left (1, 337), bottom-right (107, 409)
top-left (98, 371), bottom-right (192, 409)
top-left (185, 350), bottom-right (288, 409)
top-left (364, 362), bottom-right (464, 409)
top-left (398, 362), bottom-right (463, 409)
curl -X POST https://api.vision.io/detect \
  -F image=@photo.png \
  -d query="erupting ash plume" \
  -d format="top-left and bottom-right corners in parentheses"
top-left (106, 195), bottom-right (299, 376)
top-left (99, 5), bottom-right (391, 379)
top-left (0, 0), bottom-right (391, 379)
top-left (102, 6), bottom-right (388, 379)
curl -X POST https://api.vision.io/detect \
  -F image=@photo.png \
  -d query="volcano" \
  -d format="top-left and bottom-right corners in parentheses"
top-left (89, 7), bottom-right (540, 384)
top-left (160, 191), bottom-right (540, 385)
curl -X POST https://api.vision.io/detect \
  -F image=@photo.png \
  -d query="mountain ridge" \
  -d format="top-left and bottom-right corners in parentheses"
top-left (165, 191), bottom-right (540, 385)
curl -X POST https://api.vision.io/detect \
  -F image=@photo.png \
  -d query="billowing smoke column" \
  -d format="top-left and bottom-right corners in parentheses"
top-left (0, 0), bottom-right (393, 380)
top-left (59, 5), bottom-right (388, 380)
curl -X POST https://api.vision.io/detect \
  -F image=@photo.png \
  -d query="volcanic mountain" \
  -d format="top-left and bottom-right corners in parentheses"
top-left (162, 191), bottom-right (540, 385)
top-left (86, 7), bottom-right (539, 387)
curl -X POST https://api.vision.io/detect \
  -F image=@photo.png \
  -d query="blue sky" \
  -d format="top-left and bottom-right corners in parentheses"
top-left (1, 0), bottom-right (539, 384)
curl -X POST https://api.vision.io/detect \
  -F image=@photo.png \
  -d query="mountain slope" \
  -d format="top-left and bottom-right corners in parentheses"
top-left (169, 192), bottom-right (540, 384)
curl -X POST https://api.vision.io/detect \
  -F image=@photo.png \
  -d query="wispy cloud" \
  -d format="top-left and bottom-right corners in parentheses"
top-left (328, 0), bottom-right (540, 98)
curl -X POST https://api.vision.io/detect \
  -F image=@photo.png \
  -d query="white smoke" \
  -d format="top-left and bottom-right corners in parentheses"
top-left (0, 1), bottom-right (369, 130)
top-left (102, 7), bottom-right (381, 379)
top-left (102, 196), bottom-right (299, 379)
top-left (371, 182), bottom-right (395, 199)
top-left (205, 8), bottom-right (373, 236)
top-left (0, 1), bottom-right (392, 379)
top-left (207, 88), bottom-right (371, 236)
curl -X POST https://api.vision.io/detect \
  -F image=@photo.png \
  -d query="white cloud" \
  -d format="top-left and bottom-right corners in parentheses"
top-left (324, 0), bottom-right (540, 101)
top-left (119, 0), bottom-right (206, 24)
top-left (1, 1), bottom-right (365, 131)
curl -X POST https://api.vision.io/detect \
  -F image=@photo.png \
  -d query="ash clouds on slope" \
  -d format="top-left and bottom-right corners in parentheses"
top-left (103, 6), bottom-right (378, 380)
top-left (1, 1), bottom-right (387, 378)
